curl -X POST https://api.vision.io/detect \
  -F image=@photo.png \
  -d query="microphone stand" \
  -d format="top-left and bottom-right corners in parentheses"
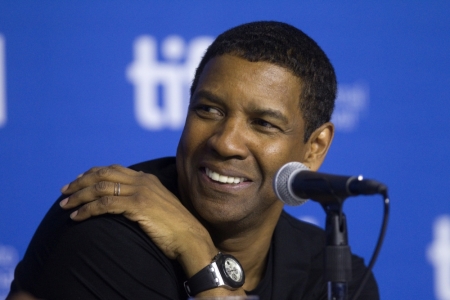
top-left (273, 161), bottom-right (390, 299)
top-left (322, 202), bottom-right (352, 300)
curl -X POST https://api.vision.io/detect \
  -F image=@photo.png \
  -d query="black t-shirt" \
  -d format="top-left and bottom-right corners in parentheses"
top-left (9, 157), bottom-right (379, 299)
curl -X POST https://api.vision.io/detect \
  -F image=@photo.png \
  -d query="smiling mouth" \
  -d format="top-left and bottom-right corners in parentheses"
top-left (204, 167), bottom-right (247, 184)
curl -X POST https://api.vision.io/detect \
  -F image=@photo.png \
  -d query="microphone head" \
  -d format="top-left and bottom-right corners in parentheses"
top-left (273, 162), bottom-right (310, 206)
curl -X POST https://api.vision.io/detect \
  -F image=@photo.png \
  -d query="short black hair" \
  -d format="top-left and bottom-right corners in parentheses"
top-left (190, 21), bottom-right (336, 142)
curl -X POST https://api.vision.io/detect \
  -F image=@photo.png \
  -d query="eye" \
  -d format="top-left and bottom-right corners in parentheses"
top-left (253, 119), bottom-right (276, 129)
top-left (193, 105), bottom-right (222, 118)
top-left (252, 118), bottom-right (284, 134)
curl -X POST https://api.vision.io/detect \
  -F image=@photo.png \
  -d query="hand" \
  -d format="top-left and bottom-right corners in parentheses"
top-left (59, 164), bottom-right (249, 296)
top-left (59, 165), bottom-right (217, 274)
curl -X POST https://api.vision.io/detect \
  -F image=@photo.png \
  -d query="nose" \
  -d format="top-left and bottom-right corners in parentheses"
top-left (207, 117), bottom-right (250, 160)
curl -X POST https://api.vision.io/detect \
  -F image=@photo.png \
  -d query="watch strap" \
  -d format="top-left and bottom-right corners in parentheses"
top-left (184, 261), bottom-right (221, 296)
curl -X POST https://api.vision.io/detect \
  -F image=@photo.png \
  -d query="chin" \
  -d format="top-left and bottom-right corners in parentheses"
top-left (192, 197), bottom-right (242, 220)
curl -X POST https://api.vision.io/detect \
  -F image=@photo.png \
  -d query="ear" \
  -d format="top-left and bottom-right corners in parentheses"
top-left (302, 122), bottom-right (334, 171)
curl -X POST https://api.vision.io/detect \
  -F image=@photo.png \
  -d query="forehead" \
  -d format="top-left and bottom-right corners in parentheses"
top-left (194, 55), bottom-right (303, 114)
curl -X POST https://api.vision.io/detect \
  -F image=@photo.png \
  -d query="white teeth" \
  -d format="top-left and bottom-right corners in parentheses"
top-left (205, 168), bottom-right (245, 184)
top-left (219, 175), bottom-right (227, 183)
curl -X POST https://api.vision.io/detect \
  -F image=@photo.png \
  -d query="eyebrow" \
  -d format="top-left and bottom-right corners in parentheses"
top-left (247, 105), bottom-right (290, 124)
top-left (192, 90), bottom-right (224, 105)
top-left (193, 89), bottom-right (290, 125)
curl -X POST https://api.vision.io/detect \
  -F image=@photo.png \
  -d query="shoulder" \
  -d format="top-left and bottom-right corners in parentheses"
top-left (128, 156), bottom-right (176, 173)
top-left (129, 157), bottom-right (179, 196)
top-left (276, 211), bottom-right (379, 300)
top-left (11, 156), bottom-right (185, 299)
top-left (15, 208), bottom-right (185, 299)
top-left (14, 205), bottom-right (185, 299)
top-left (276, 210), bottom-right (326, 250)
top-left (268, 211), bottom-right (327, 298)
top-left (271, 211), bottom-right (379, 299)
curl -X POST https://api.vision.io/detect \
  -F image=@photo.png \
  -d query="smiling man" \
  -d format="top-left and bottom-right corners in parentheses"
top-left (9, 21), bottom-right (379, 299)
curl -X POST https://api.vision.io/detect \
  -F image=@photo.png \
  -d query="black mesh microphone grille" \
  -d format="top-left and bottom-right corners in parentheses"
top-left (273, 162), bottom-right (309, 206)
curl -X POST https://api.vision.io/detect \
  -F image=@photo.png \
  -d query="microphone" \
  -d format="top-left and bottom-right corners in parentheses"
top-left (273, 162), bottom-right (387, 206)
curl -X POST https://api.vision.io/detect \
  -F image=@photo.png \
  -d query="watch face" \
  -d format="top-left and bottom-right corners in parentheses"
top-left (224, 257), bottom-right (243, 283)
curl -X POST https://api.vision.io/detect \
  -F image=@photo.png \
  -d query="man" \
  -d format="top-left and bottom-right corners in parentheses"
top-left (9, 21), bottom-right (379, 299)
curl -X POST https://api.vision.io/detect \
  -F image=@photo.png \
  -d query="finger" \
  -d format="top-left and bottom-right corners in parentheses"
top-left (70, 195), bottom-right (132, 221)
top-left (74, 165), bottom-right (107, 179)
top-left (79, 164), bottom-right (137, 177)
top-left (61, 164), bottom-right (134, 194)
top-left (60, 166), bottom-right (103, 193)
top-left (60, 182), bottom-right (135, 209)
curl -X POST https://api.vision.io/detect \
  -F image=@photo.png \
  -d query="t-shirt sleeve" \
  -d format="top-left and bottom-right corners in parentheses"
top-left (9, 199), bottom-right (186, 300)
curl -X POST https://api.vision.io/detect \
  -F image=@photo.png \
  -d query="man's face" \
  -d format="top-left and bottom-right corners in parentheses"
top-left (176, 54), bottom-right (309, 227)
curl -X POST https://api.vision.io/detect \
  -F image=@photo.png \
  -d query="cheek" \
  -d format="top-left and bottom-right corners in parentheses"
top-left (176, 121), bottom-right (199, 172)
top-left (262, 143), bottom-right (284, 156)
top-left (178, 117), bottom-right (202, 154)
top-left (177, 118), bottom-right (214, 172)
top-left (257, 139), bottom-right (305, 178)
top-left (263, 139), bottom-right (303, 160)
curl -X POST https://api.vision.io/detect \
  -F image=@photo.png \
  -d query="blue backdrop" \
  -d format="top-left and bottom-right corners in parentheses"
top-left (1, 1), bottom-right (450, 299)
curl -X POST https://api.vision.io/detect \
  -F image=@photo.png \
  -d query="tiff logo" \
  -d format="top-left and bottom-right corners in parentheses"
top-left (428, 215), bottom-right (450, 300)
top-left (0, 244), bottom-right (18, 299)
top-left (127, 35), bottom-right (214, 130)
top-left (332, 83), bottom-right (369, 132)
top-left (0, 34), bottom-right (6, 127)
top-left (127, 36), bottom-right (368, 132)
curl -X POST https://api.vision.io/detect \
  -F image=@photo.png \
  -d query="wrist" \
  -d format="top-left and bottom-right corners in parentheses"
top-left (184, 252), bottom-right (245, 297)
top-left (177, 237), bottom-right (218, 278)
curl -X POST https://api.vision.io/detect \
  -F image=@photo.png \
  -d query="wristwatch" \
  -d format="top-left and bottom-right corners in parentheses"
top-left (184, 252), bottom-right (245, 296)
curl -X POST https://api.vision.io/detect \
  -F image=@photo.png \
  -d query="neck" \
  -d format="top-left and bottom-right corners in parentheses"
top-left (177, 183), bottom-right (284, 291)
top-left (206, 203), bottom-right (284, 291)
